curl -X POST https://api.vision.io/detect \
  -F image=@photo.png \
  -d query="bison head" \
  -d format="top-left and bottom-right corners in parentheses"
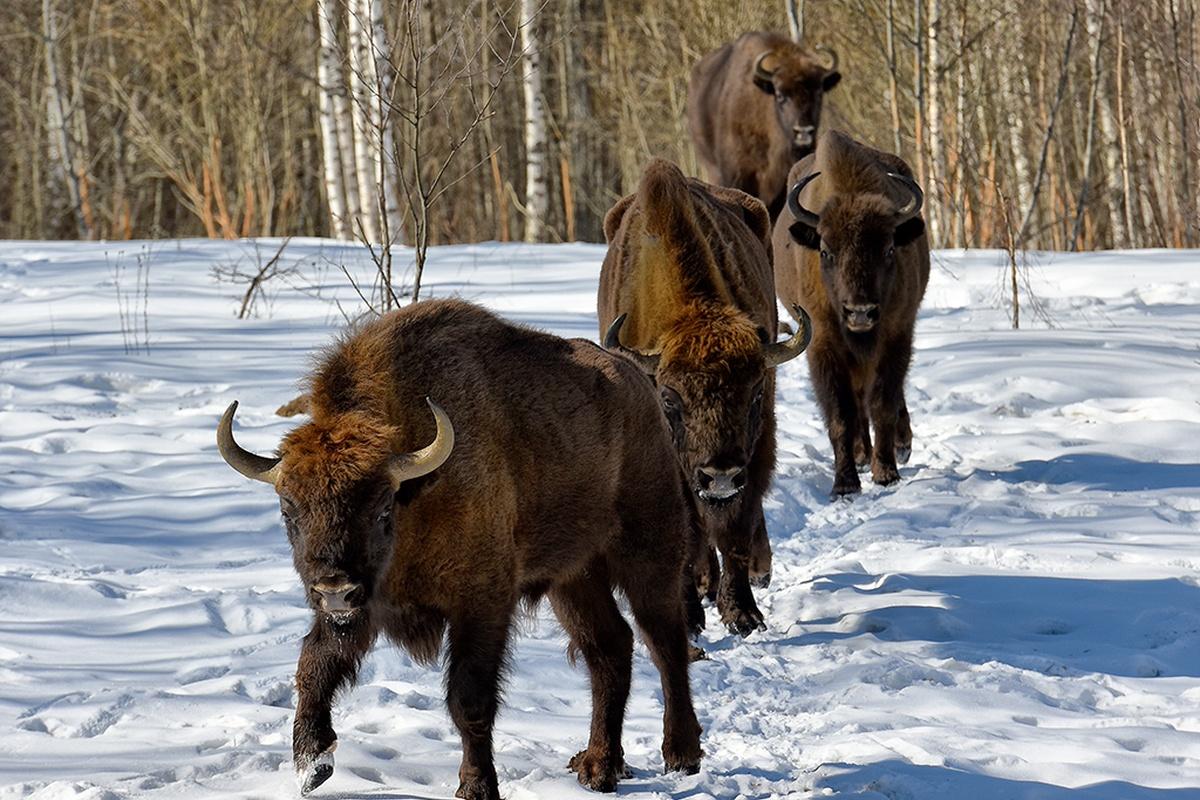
top-left (217, 399), bottom-right (453, 625)
top-left (752, 47), bottom-right (841, 160)
top-left (785, 171), bottom-right (925, 347)
top-left (606, 305), bottom-right (810, 510)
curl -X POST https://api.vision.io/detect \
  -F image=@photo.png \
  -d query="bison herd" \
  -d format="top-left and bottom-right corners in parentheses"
top-left (217, 29), bottom-right (930, 800)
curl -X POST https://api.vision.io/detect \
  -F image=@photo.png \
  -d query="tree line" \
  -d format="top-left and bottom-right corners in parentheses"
top-left (1, 0), bottom-right (1196, 252)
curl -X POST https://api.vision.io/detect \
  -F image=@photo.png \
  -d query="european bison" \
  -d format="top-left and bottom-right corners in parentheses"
top-left (688, 31), bottom-right (841, 220)
top-left (599, 159), bottom-right (811, 637)
top-left (772, 130), bottom-right (929, 497)
top-left (216, 299), bottom-right (702, 798)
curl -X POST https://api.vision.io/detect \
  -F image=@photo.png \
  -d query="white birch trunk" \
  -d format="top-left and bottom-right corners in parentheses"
top-left (999, 54), bottom-right (1033, 224)
top-left (317, 0), bottom-right (350, 239)
top-left (925, 0), bottom-right (944, 246)
top-left (786, 0), bottom-right (804, 42)
top-left (43, 0), bottom-right (89, 239)
top-left (520, 0), bottom-right (549, 243)
top-left (1089, 0), bottom-right (1126, 247)
top-left (348, 0), bottom-right (380, 243)
top-left (368, 0), bottom-right (404, 245)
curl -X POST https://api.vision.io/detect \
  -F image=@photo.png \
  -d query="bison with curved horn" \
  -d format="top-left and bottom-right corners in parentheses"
top-left (599, 158), bottom-right (811, 638)
top-left (688, 31), bottom-right (841, 220)
top-left (217, 299), bottom-right (702, 797)
top-left (772, 130), bottom-right (930, 498)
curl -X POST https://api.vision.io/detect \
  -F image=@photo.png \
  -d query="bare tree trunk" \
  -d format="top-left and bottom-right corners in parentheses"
top-left (886, 0), bottom-right (902, 154)
top-left (1016, 2), bottom-right (1078, 246)
top-left (925, 0), bottom-right (944, 245)
top-left (1114, 8), bottom-right (1136, 247)
top-left (348, 0), bottom-right (380, 243)
top-left (786, 0), bottom-right (805, 41)
top-left (1168, 0), bottom-right (1197, 246)
top-left (521, 0), bottom-right (549, 242)
top-left (913, 0), bottom-right (927, 193)
top-left (42, 0), bottom-right (91, 239)
top-left (368, 0), bottom-right (403, 245)
top-left (1072, 0), bottom-right (1107, 250)
top-left (317, 0), bottom-right (350, 239)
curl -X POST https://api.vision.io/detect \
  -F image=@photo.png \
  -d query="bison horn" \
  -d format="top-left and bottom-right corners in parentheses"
top-left (888, 171), bottom-right (924, 222)
top-left (787, 171), bottom-right (822, 228)
top-left (217, 401), bottom-right (282, 485)
top-left (387, 398), bottom-right (455, 489)
top-left (753, 51), bottom-right (778, 84)
top-left (764, 305), bottom-right (813, 367)
top-left (815, 45), bottom-right (838, 71)
top-left (603, 313), bottom-right (661, 375)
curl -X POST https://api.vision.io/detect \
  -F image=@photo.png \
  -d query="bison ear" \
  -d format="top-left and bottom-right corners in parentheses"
top-left (753, 74), bottom-right (776, 95)
top-left (755, 326), bottom-right (771, 345)
top-left (788, 221), bottom-right (821, 250)
top-left (823, 71), bottom-right (842, 92)
top-left (894, 217), bottom-right (926, 247)
top-left (603, 194), bottom-right (635, 243)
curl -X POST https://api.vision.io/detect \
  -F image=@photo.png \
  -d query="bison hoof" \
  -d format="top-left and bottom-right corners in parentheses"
top-left (662, 735), bottom-right (702, 775)
top-left (721, 605), bottom-right (765, 637)
top-left (569, 749), bottom-right (624, 792)
top-left (687, 642), bottom-right (709, 662)
top-left (749, 570), bottom-right (772, 589)
top-left (872, 462), bottom-right (901, 486)
top-left (297, 751), bottom-right (334, 795)
top-left (831, 474), bottom-right (861, 498)
top-left (896, 444), bottom-right (912, 465)
top-left (455, 777), bottom-right (500, 800)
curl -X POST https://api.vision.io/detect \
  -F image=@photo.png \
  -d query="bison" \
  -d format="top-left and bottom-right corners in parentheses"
top-left (216, 299), bottom-right (702, 798)
top-left (772, 130), bottom-right (929, 497)
top-left (598, 158), bottom-right (811, 637)
top-left (688, 31), bottom-right (841, 220)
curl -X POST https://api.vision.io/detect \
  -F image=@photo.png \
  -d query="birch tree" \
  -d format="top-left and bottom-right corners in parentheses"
top-left (316, 0), bottom-right (350, 239)
top-left (42, 0), bottom-right (91, 239)
top-left (521, 0), bottom-right (549, 242)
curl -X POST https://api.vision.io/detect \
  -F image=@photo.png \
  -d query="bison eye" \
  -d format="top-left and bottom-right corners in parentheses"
top-left (886, 246), bottom-right (896, 258)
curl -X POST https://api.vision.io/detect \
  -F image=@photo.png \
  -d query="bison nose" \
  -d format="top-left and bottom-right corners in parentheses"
top-left (313, 578), bottom-right (362, 613)
top-left (843, 303), bottom-right (880, 331)
top-left (696, 464), bottom-right (747, 502)
top-left (793, 125), bottom-right (816, 148)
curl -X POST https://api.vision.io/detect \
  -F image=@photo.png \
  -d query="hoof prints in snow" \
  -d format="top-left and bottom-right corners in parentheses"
top-left (1, 242), bottom-right (1199, 797)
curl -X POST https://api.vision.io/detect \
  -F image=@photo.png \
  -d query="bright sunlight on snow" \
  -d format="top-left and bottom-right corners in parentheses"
top-left (1, 240), bottom-right (1199, 799)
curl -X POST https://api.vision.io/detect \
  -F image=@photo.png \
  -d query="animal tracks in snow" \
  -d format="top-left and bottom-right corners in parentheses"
top-left (2, 242), bottom-right (1200, 797)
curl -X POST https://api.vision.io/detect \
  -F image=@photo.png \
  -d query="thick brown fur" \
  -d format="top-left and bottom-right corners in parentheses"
top-left (598, 158), bottom-right (781, 637)
top-left (255, 299), bottom-right (702, 798)
top-left (772, 130), bottom-right (931, 497)
top-left (687, 31), bottom-right (842, 221)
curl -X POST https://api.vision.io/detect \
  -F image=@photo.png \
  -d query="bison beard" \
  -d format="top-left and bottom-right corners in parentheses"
top-left (772, 130), bottom-right (931, 498)
top-left (216, 299), bottom-right (702, 798)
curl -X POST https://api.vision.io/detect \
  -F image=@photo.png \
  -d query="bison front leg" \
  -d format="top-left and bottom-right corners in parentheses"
top-left (748, 515), bottom-right (772, 588)
top-left (293, 616), bottom-right (375, 794)
top-left (712, 506), bottom-right (766, 636)
top-left (447, 615), bottom-right (512, 800)
top-left (809, 346), bottom-right (862, 497)
top-left (868, 336), bottom-right (914, 486)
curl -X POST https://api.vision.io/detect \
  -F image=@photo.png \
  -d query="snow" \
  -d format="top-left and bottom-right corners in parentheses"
top-left (1, 239), bottom-right (1199, 799)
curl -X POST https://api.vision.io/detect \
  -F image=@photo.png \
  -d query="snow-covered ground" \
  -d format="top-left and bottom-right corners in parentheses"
top-left (1, 239), bottom-right (1199, 799)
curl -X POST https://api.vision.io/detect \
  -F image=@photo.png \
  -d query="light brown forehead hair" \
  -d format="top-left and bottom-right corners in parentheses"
top-left (660, 303), bottom-right (764, 377)
top-left (278, 412), bottom-right (400, 497)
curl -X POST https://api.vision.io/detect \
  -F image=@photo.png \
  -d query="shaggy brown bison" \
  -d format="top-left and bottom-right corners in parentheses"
top-left (772, 130), bottom-right (930, 498)
top-left (688, 31), bottom-right (841, 219)
top-left (216, 299), bottom-right (702, 798)
top-left (599, 158), bottom-right (811, 637)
